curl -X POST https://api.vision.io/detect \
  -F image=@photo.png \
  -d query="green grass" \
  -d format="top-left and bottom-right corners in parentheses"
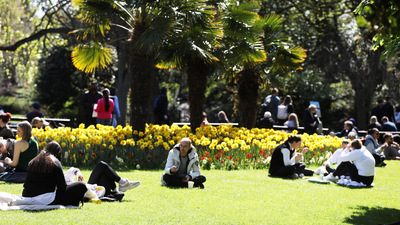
top-left (2, 161), bottom-right (400, 224)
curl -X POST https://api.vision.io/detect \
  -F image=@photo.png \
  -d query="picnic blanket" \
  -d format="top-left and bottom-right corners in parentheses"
top-left (0, 192), bottom-right (80, 211)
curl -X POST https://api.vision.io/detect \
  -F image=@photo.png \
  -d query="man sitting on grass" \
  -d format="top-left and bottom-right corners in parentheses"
top-left (161, 137), bottom-right (206, 189)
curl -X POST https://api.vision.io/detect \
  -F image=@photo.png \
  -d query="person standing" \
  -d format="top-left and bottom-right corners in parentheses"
top-left (264, 88), bottom-right (280, 121)
top-left (277, 95), bottom-right (294, 124)
top-left (109, 87), bottom-right (121, 128)
top-left (154, 87), bottom-right (169, 125)
top-left (26, 102), bottom-right (44, 123)
top-left (94, 89), bottom-right (114, 126)
top-left (302, 104), bottom-right (319, 135)
top-left (371, 99), bottom-right (383, 123)
top-left (81, 81), bottom-right (102, 127)
top-left (161, 138), bottom-right (206, 188)
top-left (381, 96), bottom-right (395, 122)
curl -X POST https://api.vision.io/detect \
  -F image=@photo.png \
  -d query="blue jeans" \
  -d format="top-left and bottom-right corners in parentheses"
top-left (97, 118), bottom-right (111, 126)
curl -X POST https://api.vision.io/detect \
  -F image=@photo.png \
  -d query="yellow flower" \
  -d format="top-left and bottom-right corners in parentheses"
top-left (121, 140), bottom-right (127, 146)
top-left (109, 145), bottom-right (114, 150)
top-left (61, 142), bottom-right (66, 148)
top-left (85, 144), bottom-right (91, 149)
top-left (139, 131), bottom-right (144, 137)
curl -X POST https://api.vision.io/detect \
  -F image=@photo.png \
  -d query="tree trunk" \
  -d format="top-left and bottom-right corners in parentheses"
top-left (237, 69), bottom-right (260, 129)
top-left (126, 13), bottom-right (155, 131)
top-left (355, 88), bottom-right (367, 130)
top-left (187, 61), bottom-right (208, 133)
top-left (116, 48), bottom-right (129, 126)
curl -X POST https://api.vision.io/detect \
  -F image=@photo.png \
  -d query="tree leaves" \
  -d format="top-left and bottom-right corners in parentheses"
top-left (71, 42), bottom-right (113, 73)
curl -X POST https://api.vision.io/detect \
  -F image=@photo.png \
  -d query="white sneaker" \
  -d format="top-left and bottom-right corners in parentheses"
top-left (298, 173), bottom-right (304, 178)
top-left (119, 179), bottom-right (140, 192)
top-left (313, 166), bottom-right (326, 175)
top-left (324, 173), bottom-right (338, 182)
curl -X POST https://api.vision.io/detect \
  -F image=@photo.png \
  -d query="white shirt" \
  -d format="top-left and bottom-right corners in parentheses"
top-left (339, 147), bottom-right (375, 176)
top-left (281, 143), bottom-right (302, 166)
top-left (326, 147), bottom-right (349, 167)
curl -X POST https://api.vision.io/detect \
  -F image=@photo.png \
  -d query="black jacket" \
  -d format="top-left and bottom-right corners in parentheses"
top-left (302, 108), bottom-right (318, 135)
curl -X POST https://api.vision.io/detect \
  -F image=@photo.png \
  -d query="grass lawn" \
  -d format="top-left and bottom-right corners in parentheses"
top-left (1, 161), bottom-right (400, 224)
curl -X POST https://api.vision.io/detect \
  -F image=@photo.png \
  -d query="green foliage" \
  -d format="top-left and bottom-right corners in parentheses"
top-left (72, 42), bottom-right (114, 73)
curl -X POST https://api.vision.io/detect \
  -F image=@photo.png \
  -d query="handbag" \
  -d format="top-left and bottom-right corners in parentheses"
top-left (316, 118), bottom-right (323, 135)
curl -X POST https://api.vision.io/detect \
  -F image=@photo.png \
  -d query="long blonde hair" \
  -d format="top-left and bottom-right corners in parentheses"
top-left (288, 113), bottom-right (299, 128)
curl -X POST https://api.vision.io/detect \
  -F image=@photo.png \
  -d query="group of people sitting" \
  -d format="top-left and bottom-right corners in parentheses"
top-left (268, 134), bottom-right (376, 186)
top-left (0, 121), bottom-right (140, 206)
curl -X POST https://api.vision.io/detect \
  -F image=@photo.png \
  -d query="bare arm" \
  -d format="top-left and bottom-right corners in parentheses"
top-left (4, 141), bottom-right (23, 167)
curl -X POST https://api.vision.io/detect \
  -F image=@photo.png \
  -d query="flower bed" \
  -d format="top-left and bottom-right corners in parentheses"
top-left (31, 124), bottom-right (343, 170)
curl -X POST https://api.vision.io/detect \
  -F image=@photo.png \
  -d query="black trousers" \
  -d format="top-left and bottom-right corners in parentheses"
top-left (333, 161), bottom-right (374, 186)
top-left (88, 161), bottom-right (121, 195)
top-left (162, 174), bottom-right (206, 188)
top-left (84, 115), bottom-right (97, 127)
top-left (272, 162), bottom-right (314, 177)
top-left (50, 182), bottom-right (87, 206)
top-left (371, 153), bottom-right (385, 166)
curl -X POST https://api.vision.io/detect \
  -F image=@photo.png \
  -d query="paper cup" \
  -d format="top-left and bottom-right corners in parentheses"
top-left (188, 181), bottom-right (194, 189)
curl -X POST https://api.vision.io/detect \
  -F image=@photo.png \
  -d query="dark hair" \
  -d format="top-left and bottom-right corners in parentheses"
top-left (386, 95), bottom-right (391, 101)
top-left (0, 113), bottom-right (12, 123)
top-left (382, 116), bottom-right (389, 123)
top-left (383, 133), bottom-right (393, 140)
top-left (367, 128), bottom-right (379, 135)
top-left (282, 95), bottom-right (292, 106)
top-left (286, 135), bottom-right (302, 144)
top-left (202, 112), bottom-right (207, 119)
top-left (161, 87), bottom-right (167, 95)
top-left (110, 87), bottom-right (117, 96)
top-left (28, 141), bottom-right (62, 173)
top-left (377, 99), bottom-right (383, 103)
top-left (103, 89), bottom-right (110, 112)
top-left (351, 139), bottom-right (362, 149)
top-left (271, 88), bottom-right (278, 94)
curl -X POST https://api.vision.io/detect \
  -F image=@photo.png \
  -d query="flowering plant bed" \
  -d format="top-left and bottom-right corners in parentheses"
top-left (31, 124), bottom-right (343, 169)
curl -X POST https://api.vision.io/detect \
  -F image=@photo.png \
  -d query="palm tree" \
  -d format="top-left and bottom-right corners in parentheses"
top-left (155, 1), bottom-right (222, 132)
top-left (70, 0), bottom-right (176, 131)
top-left (220, 1), bottom-right (306, 128)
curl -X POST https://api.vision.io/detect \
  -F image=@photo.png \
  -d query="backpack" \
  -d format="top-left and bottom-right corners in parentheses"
top-left (277, 105), bottom-right (288, 120)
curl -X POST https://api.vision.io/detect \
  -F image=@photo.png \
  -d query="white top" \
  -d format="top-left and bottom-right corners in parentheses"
top-left (281, 143), bottom-right (302, 166)
top-left (326, 147), bottom-right (349, 167)
top-left (339, 147), bottom-right (375, 176)
top-left (22, 192), bottom-right (56, 205)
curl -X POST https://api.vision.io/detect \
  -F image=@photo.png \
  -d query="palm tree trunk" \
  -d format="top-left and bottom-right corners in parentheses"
top-left (237, 69), bottom-right (260, 129)
top-left (187, 60), bottom-right (208, 133)
top-left (126, 13), bottom-right (155, 131)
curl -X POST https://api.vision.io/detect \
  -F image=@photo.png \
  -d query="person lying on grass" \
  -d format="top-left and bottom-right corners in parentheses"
top-left (324, 139), bottom-right (375, 186)
top-left (65, 161), bottom-right (140, 202)
top-left (269, 134), bottom-right (314, 179)
top-left (161, 137), bottom-right (206, 188)
top-left (22, 141), bottom-right (87, 206)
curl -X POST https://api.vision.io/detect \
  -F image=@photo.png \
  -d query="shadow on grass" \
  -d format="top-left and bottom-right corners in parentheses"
top-left (343, 206), bottom-right (400, 225)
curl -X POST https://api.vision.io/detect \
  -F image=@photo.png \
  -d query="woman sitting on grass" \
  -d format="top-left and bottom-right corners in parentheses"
top-left (269, 135), bottom-right (313, 179)
top-left (324, 139), bottom-right (375, 186)
top-left (3, 121), bottom-right (38, 172)
top-left (22, 141), bottom-right (87, 206)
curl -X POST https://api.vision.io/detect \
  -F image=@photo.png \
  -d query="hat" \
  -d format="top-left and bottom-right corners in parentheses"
top-left (349, 118), bottom-right (356, 124)
top-left (32, 102), bottom-right (40, 109)
top-left (264, 111), bottom-right (271, 118)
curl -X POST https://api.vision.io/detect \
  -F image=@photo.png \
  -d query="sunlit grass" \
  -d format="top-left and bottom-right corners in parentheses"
top-left (1, 161), bottom-right (400, 224)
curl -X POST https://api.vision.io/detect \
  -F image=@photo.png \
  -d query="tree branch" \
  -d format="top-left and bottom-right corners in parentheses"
top-left (0, 28), bottom-right (73, 51)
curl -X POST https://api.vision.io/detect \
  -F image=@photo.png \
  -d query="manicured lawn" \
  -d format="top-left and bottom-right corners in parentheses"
top-left (1, 161), bottom-right (400, 224)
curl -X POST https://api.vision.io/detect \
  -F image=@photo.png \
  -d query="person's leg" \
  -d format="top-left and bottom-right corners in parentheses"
top-left (294, 162), bottom-right (313, 176)
top-left (192, 175), bottom-right (206, 188)
top-left (50, 182), bottom-right (87, 206)
top-left (162, 174), bottom-right (186, 188)
top-left (333, 162), bottom-right (349, 177)
top-left (371, 153), bottom-right (381, 165)
top-left (326, 165), bottom-right (335, 173)
top-left (272, 166), bottom-right (296, 177)
top-left (88, 161), bottom-right (121, 185)
top-left (97, 174), bottom-right (114, 195)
